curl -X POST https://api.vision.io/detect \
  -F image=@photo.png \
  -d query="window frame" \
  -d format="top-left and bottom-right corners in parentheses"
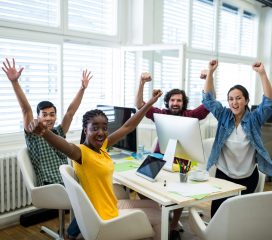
top-left (120, 44), bottom-right (186, 108)
top-left (159, 0), bottom-right (260, 108)
top-left (0, 0), bottom-right (123, 148)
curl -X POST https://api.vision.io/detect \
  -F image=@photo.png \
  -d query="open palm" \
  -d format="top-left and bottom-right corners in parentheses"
top-left (2, 58), bottom-right (24, 82)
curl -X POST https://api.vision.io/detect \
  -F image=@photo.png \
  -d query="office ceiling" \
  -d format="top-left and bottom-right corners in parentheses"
top-left (255, 0), bottom-right (272, 8)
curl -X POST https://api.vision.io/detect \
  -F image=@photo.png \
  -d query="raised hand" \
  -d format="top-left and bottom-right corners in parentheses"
top-left (200, 69), bottom-right (208, 79)
top-left (252, 62), bottom-right (265, 74)
top-left (81, 69), bottom-right (93, 90)
top-left (2, 58), bottom-right (24, 82)
top-left (28, 118), bottom-right (48, 136)
top-left (151, 89), bottom-right (163, 103)
top-left (140, 72), bottom-right (152, 84)
top-left (208, 59), bottom-right (218, 72)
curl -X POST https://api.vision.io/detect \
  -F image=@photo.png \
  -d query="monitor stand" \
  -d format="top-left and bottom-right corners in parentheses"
top-left (163, 138), bottom-right (179, 172)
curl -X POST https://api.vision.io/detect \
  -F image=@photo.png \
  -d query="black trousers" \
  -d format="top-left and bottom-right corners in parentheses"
top-left (211, 166), bottom-right (259, 218)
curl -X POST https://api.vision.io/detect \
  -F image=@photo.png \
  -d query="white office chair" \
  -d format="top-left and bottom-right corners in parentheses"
top-left (189, 191), bottom-right (272, 240)
top-left (59, 164), bottom-right (155, 240)
top-left (17, 147), bottom-right (71, 239)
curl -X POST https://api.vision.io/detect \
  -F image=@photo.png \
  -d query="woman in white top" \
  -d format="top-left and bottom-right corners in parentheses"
top-left (202, 60), bottom-right (272, 217)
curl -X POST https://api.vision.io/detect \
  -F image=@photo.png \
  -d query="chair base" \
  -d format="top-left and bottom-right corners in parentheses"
top-left (41, 226), bottom-right (62, 239)
top-left (40, 209), bottom-right (66, 240)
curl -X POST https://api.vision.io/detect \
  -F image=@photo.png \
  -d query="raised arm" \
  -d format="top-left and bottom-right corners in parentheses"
top-left (201, 68), bottom-right (216, 97)
top-left (28, 119), bottom-right (82, 163)
top-left (109, 89), bottom-right (163, 147)
top-left (135, 72), bottom-right (152, 109)
top-left (252, 62), bottom-right (272, 99)
top-left (203, 60), bottom-right (218, 94)
top-left (2, 58), bottom-right (33, 131)
top-left (61, 69), bottom-right (92, 134)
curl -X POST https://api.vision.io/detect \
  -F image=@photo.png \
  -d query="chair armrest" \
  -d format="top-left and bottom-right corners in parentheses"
top-left (189, 207), bottom-right (207, 239)
top-left (31, 184), bottom-right (70, 209)
top-left (99, 209), bottom-right (154, 240)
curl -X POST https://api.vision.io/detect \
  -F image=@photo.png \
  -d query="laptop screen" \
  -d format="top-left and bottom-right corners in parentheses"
top-left (136, 155), bottom-right (166, 181)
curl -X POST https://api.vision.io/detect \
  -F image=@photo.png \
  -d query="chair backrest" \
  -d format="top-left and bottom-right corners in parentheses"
top-left (206, 191), bottom-right (272, 240)
top-left (151, 136), bottom-right (158, 153)
top-left (17, 147), bottom-right (71, 209)
top-left (17, 147), bottom-right (37, 191)
top-left (59, 165), bottom-right (101, 240)
top-left (254, 170), bottom-right (266, 192)
top-left (202, 137), bottom-right (216, 175)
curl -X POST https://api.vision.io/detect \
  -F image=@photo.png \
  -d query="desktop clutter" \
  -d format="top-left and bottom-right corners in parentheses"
top-left (109, 145), bottom-right (209, 183)
top-left (177, 159), bottom-right (209, 182)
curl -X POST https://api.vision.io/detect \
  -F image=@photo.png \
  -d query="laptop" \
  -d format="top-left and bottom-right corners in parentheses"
top-left (136, 155), bottom-right (166, 182)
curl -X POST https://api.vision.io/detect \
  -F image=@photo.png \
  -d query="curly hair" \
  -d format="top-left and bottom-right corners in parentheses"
top-left (164, 89), bottom-right (189, 110)
top-left (80, 109), bottom-right (108, 144)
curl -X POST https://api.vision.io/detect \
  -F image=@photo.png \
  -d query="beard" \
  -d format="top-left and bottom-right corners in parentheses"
top-left (169, 107), bottom-right (182, 115)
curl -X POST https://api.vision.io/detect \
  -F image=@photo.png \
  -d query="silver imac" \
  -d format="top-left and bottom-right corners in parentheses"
top-left (154, 114), bottom-right (206, 171)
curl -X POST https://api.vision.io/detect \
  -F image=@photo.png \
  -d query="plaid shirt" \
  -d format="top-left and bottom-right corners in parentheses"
top-left (25, 125), bottom-right (68, 186)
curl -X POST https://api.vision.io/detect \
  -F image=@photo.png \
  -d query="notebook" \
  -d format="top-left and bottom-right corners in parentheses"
top-left (136, 155), bottom-right (166, 182)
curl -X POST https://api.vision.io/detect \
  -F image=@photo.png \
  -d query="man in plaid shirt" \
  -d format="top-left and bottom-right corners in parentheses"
top-left (2, 58), bottom-right (92, 186)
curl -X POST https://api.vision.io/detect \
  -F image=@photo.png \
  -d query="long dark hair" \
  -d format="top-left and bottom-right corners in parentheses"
top-left (164, 89), bottom-right (189, 110)
top-left (80, 109), bottom-right (108, 144)
top-left (227, 84), bottom-right (250, 111)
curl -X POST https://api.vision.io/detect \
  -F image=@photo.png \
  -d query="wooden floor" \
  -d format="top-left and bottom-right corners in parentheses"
top-left (0, 182), bottom-right (271, 240)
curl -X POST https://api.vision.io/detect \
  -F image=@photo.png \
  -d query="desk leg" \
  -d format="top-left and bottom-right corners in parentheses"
top-left (161, 205), bottom-right (169, 240)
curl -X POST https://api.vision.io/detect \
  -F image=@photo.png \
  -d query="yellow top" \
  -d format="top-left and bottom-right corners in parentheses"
top-left (73, 139), bottom-right (118, 220)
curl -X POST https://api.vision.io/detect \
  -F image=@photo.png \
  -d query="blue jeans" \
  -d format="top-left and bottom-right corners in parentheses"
top-left (67, 217), bottom-right (80, 238)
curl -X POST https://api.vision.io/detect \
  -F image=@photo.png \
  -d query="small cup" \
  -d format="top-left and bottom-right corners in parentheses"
top-left (179, 173), bottom-right (188, 183)
top-left (137, 145), bottom-right (144, 160)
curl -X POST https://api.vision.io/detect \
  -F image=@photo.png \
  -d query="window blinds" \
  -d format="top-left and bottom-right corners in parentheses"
top-left (0, 38), bottom-right (60, 134)
top-left (63, 42), bottom-right (114, 130)
top-left (0, 0), bottom-right (59, 27)
top-left (68, 0), bottom-right (117, 35)
top-left (162, 0), bottom-right (189, 44)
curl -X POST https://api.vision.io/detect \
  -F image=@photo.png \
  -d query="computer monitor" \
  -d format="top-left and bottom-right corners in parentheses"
top-left (96, 105), bottom-right (137, 152)
top-left (154, 113), bottom-right (205, 171)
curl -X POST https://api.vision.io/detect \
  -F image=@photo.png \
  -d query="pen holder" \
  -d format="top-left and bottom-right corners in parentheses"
top-left (179, 173), bottom-right (188, 183)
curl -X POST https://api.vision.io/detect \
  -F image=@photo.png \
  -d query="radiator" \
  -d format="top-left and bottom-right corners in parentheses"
top-left (0, 152), bottom-right (32, 214)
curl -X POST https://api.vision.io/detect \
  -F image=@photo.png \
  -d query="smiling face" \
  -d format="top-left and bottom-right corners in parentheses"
top-left (38, 107), bottom-right (57, 130)
top-left (228, 89), bottom-right (249, 119)
top-left (84, 115), bottom-right (108, 151)
top-left (168, 94), bottom-right (183, 115)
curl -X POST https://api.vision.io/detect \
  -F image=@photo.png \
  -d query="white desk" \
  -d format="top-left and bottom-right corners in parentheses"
top-left (114, 168), bottom-right (246, 240)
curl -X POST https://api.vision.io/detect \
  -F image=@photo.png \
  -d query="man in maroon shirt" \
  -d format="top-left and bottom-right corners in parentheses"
top-left (135, 72), bottom-right (210, 240)
top-left (135, 72), bottom-right (210, 153)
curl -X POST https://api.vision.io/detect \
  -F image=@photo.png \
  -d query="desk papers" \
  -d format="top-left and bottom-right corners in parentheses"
top-left (167, 182), bottom-right (221, 198)
top-left (114, 162), bottom-right (140, 172)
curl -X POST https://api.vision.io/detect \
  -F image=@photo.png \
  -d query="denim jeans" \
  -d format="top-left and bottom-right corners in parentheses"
top-left (67, 217), bottom-right (80, 238)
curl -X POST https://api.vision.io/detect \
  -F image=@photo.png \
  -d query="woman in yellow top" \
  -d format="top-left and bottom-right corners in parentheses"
top-left (28, 76), bottom-right (163, 240)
